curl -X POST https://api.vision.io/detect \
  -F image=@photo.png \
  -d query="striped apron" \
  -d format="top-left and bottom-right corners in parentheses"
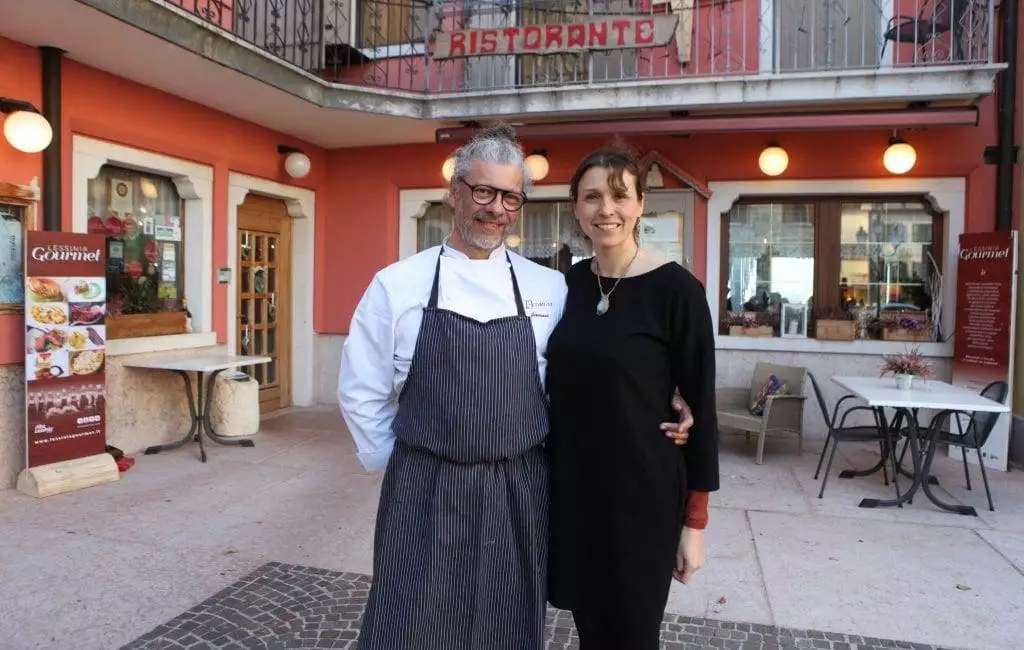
top-left (357, 250), bottom-right (550, 650)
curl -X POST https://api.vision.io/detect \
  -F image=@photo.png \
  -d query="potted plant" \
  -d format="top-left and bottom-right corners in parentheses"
top-left (814, 307), bottom-right (856, 341)
top-left (721, 311), bottom-right (776, 337)
top-left (880, 346), bottom-right (933, 390)
top-left (106, 276), bottom-right (187, 340)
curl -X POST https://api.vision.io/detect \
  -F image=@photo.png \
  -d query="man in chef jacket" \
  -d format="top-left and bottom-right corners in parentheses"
top-left (338, 123), bottom-right (568, 649)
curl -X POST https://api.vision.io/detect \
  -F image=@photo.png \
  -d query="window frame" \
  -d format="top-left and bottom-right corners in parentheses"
top-left (719, 193), bottom-right (946, 339)
top-left (88, 165), bottom-right (189, 316)
top-left (72, 135), bottom-right (215, 356)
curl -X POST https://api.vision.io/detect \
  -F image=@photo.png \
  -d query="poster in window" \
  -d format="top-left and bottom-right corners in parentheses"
top-left (109, 178), bottom-right (134, 214)
top-left (24, 231), bottom-right (108, 468)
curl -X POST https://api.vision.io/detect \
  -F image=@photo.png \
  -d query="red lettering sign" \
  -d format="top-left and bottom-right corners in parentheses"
top-left (431, 14), bottom-right (678, 59)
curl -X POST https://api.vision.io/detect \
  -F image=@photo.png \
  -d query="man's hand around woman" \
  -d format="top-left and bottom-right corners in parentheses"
top-left (661, 390), bottom-right (693, 445)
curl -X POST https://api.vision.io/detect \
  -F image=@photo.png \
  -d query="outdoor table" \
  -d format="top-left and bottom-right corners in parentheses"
top-left (122, 353), bottom-right (271, 463)
top-left (830, 375), bottom-right (1009, 517)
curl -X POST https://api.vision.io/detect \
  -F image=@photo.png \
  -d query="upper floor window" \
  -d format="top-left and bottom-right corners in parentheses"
top-left (359, 0), bottom-right (431, 47)
top-left (87, 166), bottom-right (185, 316)
top-left (721, 196), bottom-right (943, 340)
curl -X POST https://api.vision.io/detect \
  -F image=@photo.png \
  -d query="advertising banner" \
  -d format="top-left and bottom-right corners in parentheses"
top-left (24, 232), bottom-right (108, 468)
top-left (950, 231), bottom-right (1018, 471)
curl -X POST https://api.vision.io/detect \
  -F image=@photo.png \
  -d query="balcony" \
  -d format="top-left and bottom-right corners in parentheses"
top-left (167, 0), bottom-right (998, 96)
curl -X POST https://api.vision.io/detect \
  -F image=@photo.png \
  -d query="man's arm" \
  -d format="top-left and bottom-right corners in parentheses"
top-left (338, 274), bottom-right (398, 472)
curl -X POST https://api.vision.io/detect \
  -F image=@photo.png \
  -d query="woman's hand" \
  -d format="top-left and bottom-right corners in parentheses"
top-left (660, 390), bottom-right (693, 446)
top-left (673, 526), bottom-right (705, 584)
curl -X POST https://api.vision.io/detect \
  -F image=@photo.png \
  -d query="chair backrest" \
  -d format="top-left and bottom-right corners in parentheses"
top-left (806, 372), bottom-right (832, 428)
top-left (967, 380), bottom-right (1009, 447)
top-left (748, 362), bottom-right (808, 403)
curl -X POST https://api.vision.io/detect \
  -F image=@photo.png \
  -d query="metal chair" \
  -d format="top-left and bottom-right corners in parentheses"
top-left (809, 372), bottom-right (889, 499)
top-left (922, 380), bottom-right (1008, 511)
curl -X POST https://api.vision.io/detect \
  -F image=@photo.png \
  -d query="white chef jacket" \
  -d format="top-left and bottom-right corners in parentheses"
top-left (338, 244), bottom-right (569, 471)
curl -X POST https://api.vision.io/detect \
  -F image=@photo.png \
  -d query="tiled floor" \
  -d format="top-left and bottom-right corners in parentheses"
top-left (1, 405), bottom-right (1022, 649)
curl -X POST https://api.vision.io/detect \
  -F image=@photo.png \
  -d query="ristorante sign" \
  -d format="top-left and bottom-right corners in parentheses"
top-left (430, 14), bottom-right (679, 59)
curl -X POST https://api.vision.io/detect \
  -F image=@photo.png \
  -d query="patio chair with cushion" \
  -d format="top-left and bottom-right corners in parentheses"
top-left (808, 372), bottom-right (890, 499)
top-left (716, 362), bottom-right (807, 465)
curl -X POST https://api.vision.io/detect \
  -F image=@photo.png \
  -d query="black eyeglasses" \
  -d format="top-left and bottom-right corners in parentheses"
top-left (458, 179), bottom-right (527, 211)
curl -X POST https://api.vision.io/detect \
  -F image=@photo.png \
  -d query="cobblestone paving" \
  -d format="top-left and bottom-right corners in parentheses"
top-left (121, 562), bottom-right (958, 650)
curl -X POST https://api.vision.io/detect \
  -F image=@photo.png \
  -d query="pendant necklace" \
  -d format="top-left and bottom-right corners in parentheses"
top-left (594, 247), bottom-right (640, 315)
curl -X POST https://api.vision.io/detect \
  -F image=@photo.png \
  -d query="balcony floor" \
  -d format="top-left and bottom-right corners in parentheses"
top-left (1, 405), bottom-right (1021, 649)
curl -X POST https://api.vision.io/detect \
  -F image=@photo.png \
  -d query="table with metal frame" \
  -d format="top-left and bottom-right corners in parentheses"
top-left (830, 375), bottom-right (1008, 517)
top-left (123, 353), bottom-right (271, 463)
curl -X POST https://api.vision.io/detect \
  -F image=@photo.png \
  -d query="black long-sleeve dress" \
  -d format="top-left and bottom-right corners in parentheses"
top-left (546, 260), bottom-right (720, 625)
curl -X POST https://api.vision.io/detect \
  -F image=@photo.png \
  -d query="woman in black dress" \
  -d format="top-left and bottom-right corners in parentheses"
top-left (546, 145), bottom-right (720, 649)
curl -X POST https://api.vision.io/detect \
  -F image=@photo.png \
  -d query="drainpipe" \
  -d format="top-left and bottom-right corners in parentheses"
top-left (995, 0), bottom-right (1018, 231)
top-left (40, 46), bottom-right (64, 232)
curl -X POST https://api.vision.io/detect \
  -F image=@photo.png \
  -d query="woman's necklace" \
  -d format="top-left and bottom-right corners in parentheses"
top-left (593, 247), bottom-right (640, 315)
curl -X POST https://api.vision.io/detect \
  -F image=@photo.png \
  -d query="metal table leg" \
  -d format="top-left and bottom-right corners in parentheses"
top-left (143, 370), bottom-right (201, 457)
top-left (839, 409), bottom-right (903, 479)
top-left (143, 368), bottom-right (256, 463)
top-left (859, 407), bottom-right (922, 509)
top-left (916, 410), bottom-right (978, 517)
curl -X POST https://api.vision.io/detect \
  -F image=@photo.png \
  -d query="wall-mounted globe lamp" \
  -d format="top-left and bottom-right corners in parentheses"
top-left (1, 98), bottom-right (53, 154)
top-left (278, 145), bottom-right (311, 179)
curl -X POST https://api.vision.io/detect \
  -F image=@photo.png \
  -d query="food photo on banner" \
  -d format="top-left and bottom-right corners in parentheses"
top-left (23, 232), bottom-right (108, 468)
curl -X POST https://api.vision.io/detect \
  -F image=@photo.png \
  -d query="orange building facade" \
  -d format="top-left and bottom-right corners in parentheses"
top-left (0, 0), bottom-right (1020, 485)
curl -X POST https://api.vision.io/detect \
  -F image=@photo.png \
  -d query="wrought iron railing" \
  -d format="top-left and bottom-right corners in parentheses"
top-left (164, 0), bottom-right (996, 94)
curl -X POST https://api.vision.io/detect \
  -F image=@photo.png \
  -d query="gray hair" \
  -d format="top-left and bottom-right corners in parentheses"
top-left (450, 122), bottom-right (533, 194)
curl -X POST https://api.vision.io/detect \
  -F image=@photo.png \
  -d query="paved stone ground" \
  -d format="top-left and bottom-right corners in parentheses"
top-left (121, 562), bottom-right (959, 650)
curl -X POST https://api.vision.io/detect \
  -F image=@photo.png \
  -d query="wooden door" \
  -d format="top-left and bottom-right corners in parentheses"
top-left (237, 194), bottom-right (291, 412)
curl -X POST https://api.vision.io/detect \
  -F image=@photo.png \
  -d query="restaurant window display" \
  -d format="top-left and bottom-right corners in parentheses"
top-left (721, 196), bottom-right (943, 341)
top-left (87, 165), bottom-right (188, 339)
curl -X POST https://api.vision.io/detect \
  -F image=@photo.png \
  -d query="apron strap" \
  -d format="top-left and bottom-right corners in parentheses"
top-left (429, 247), bottom-right (527, 318)
top-left (506, 251), bottom-right (527, 317)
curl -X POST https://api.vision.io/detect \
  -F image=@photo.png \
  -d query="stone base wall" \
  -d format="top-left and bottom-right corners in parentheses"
top-left (0, 346), bottom-right (223, 489)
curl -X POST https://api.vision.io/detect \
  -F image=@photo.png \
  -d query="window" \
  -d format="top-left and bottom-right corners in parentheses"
top-left (416, 200), bottom-right (592, 273)
top-left (721, 196), bottom-right (943, 339)
top-left (359, 0), bottom-right (431, 47)
top-left (775, 0), bottom-right (881, 71)
top-left (87, 166), bottom-right (185, 316)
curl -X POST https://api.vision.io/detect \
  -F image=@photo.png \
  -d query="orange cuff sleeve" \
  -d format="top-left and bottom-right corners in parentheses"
top-left (684, 490), bottom-right (710, 530)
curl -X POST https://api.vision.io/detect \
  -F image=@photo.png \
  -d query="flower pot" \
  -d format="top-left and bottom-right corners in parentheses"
top-left (894, 373), bottom-right (914, 391)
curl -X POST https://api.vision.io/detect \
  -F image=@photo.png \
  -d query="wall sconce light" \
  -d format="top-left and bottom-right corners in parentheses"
top-left (525, 150), bottom-right (549, 181)
top-left (758, 143), bottom-right (789, 177)
top-left (278, 145), bottom-right (311, 179)
top-left (1, 97), bottom-right (53, 153)
top-left (442, 155), bottom-right (456, 182)
top-left (882, 135), bottom-right (917, 175)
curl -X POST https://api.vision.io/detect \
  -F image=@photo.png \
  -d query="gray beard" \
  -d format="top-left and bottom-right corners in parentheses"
top-left (457, 218), bottom-right (504, 252)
